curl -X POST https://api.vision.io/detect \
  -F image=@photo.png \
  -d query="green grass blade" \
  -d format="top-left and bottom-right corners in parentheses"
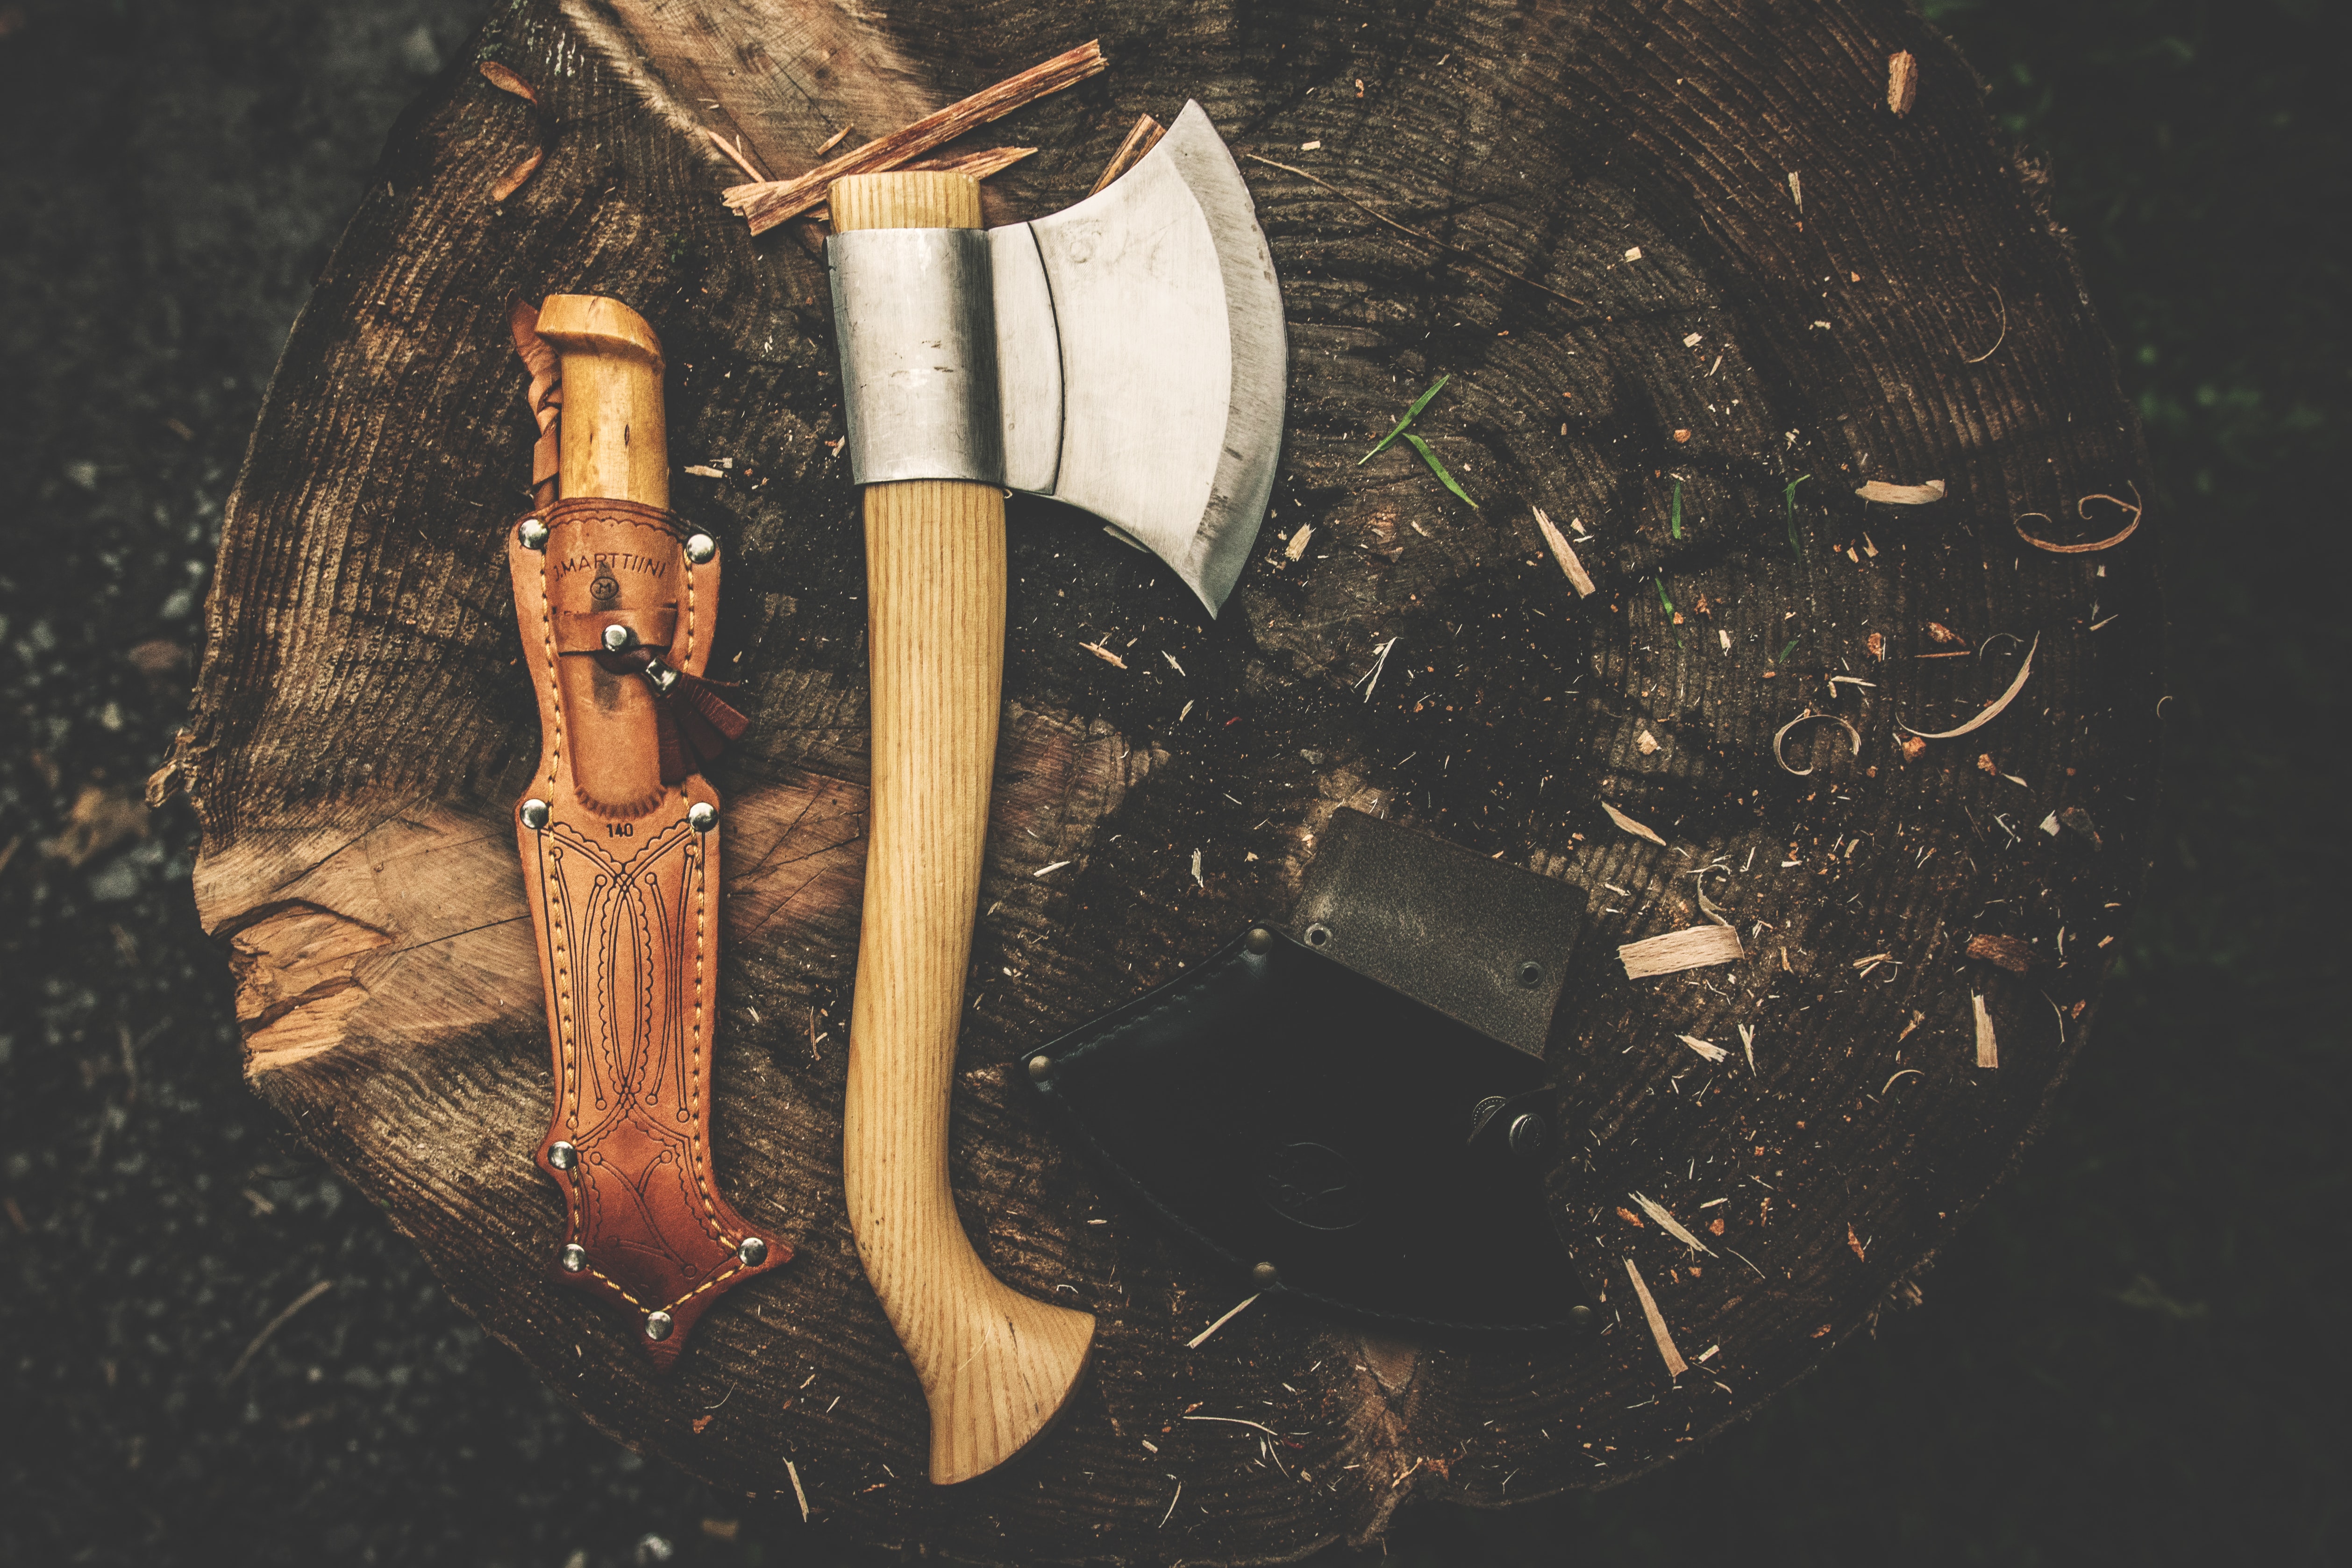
top-left (1402, 431), bottom-right (1478, 509)
top-left (1358, 375), bottom-right (1451, 465)
top-left (1783, 474), bottom-right (1810, 559)
top-left (1671, 480), bottom-right (1683, 540)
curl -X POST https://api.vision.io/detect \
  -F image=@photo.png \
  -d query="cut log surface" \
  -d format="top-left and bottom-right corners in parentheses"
top-left (181, 0), bottom-right (2160, 1560)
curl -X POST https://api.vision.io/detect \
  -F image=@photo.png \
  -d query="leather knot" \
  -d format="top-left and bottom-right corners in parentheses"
top-left (592, 644), bottom-right (752, 784)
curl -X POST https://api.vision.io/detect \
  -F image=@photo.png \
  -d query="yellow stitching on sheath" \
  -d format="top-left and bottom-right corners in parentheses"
top-left (537, 530), bottom-right (561, 786)
top-left (686, 825), bottom-right (725, 1241)
top-left (584, 1268), bottom-right (645, 1310)
top-left (656, 1259), bottom-right (748, 1314)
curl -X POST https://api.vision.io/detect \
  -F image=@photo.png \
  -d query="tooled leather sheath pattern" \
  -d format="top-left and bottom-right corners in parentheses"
top-left (508, 498), bottom-right (787, 1368)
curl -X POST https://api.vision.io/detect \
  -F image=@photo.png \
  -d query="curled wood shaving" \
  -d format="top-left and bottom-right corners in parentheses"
top-left (1620, 924), bottom-right (1744, 978)
top-left (1623, 1259), bottom-right (1687, 1377)
top-left (1677, 1034), bottom-right (1729, 1063)
top-left (1958, 285), bottom-right (2008, 364)
top-left (724, 42), bottom-right (1105, 234)
top-left (1973, 993), bottom-right (1999, 1068)
top-left (1534, 506), bottom-right (1597, 596)
top-left (2014, 481), bottom-right (2144, 554)
top-left (1888, 50), bottom-right (1918, 116)
top-left (1739, 1022), bottom-right (1756, 1073)
top-left (478, 60), bottom-right (538, 104)
top-left (1773, 710), bottom-right (1863, 776)
top-left (1631, 1191), bottom-right (1715, 1255)
top-left (1603, 802), bottom-right (1667, 846)
top-left (1854, 478), bottom-right (1946, 505)
top-left (1899, 633), bottom-right (2038, 740)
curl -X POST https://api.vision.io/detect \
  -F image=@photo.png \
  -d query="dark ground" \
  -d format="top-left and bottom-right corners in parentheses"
top-left (1, 1), bottom-right (2344, 1564)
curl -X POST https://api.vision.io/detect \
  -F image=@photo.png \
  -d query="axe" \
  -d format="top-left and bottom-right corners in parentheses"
top-left (823, 103), bottom-right (1285, 1482)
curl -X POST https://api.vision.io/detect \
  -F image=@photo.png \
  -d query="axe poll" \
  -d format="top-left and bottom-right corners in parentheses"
top-left (825, 104), bottom-right (1286, 1482)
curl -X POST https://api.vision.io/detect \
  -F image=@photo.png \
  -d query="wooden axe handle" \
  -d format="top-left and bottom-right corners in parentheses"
top-left (831, 172), bottom-right (1095, 1485)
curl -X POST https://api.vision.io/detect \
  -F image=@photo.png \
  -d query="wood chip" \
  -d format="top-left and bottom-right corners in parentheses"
top-left (1603, 802), bottom-right (1667, 845)
top-left (1534, 506), bottom-right (1597, 596)
top-left (1631, 1191), bottom-right (1716, 1255)
top-left (489, 147), bottom-right (545, 202)
top-left (1973, 993), bottom-right (1998, 1068)
top-left (1091, 113), bottom-right (1166, 193)
top-left (785, 1458), bottom-right (810, 1522)
top-left (1854, 478), bottom-right (1946, 505)
top-left (1888, 50), bottom-right (1918, 116)
top-left (1967, 934), bottom-right (2036, 973)
top-left (1636, 729), bottom-right (1661, 755)
top-left (1077, 640), bottom-right (1127, 668)
top-left (478, 60), bottom-right (538, 104)
top-left (1620, 924), bottom-right (1744, 978)
top-left (1624, 1259), bottom-right (1687, 1377)
top-left (1899, 633), bottom-right (2038, 740)
top-left (1285, 524), bottom-right (1313, 560)
top-left (1677, 1034), bottom-right (1729, 1063)
top-left (2014, 482), bottom-right (2144, 553)
top-left (724, 41), bottom-right (1106, 233)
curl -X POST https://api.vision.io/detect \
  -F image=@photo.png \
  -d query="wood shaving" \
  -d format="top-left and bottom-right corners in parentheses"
top-left (1185, 1295), bottom-right (1260, 1349)
top-left (1927, 621), bottom-right (1965, 645)
top-left (1899, 633), bottom-right (2038, 740)
top-left (1077, 640), bottom-right (1127, 668)
top-left (1854, 478), bottom-right (1946, 505)
top-left (1773, 710), bottom-right (1863, 776)
top-left (2014, 481), bottom-right (2144, 553)
top-left (1534, 506), bottom-right (1597, 596)
top-left (724, 42), bottom-right (1106, 233)
top-left (1973, 993), bottom-right (1999, 1068)
top-left (816, 125), bottom-right (855, 155)
top-left (1867, 631), bottom-right (1885, 660)
top-left (1967, 934), bottom-right (2036, 973)
top-left (1888, 50), bottom-right (1918, 115)
top-left (1623, 1259), bottom-right (1688, 1377)
top-left (1285, 525), bottom-right (1313, 561)
top-left (1678, 1033), bottom-right (1729, 1063)
top-left (1603, 802), bottom-right (1667, 845)
top-left (1739, 1022), bottom-right (1756, 1074)
top-left (1636, 729), bottom-right (1662, 755)
top-left (1620, 924), bottom-right (1744, 978)
top-left (1631, 1191), bottom-right (1716, 1255)
top-left (704, 128), bottom-right (768, 182)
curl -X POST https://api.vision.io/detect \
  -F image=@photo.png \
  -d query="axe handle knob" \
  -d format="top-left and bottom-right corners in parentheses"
top-left (834, 172), bottom-right (1096, 1486)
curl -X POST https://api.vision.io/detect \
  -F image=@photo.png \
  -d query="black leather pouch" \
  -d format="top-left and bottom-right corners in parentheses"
top-left (1030, 810), bottom-right (1594, 1333)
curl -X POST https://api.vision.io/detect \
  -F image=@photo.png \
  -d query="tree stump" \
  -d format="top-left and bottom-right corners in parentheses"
top-left (176, 0), bottom-right (2160, 1559)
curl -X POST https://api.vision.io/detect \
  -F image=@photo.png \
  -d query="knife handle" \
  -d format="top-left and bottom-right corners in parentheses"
top-left (833, 172), bottom-right (1095, 1485)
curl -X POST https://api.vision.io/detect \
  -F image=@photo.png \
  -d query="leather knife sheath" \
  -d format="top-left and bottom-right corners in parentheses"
top-left (507, 497), bottom-right (784, 1366)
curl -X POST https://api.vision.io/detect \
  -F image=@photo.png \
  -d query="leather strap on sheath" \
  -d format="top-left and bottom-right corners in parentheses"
top-left (508, 494), bottom-right (786, 1367)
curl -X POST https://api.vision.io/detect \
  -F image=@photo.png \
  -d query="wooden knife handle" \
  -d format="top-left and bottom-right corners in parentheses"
top-left (832, 173), bottom-right (1095, 1485)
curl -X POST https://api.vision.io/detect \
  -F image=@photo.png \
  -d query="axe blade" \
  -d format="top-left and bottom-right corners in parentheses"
top-left (1004, 101), bottom-right (1287, 614)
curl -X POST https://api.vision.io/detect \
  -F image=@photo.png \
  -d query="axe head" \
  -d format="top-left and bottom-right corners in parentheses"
top-left (827, 102), bottom-right (1287, 614)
